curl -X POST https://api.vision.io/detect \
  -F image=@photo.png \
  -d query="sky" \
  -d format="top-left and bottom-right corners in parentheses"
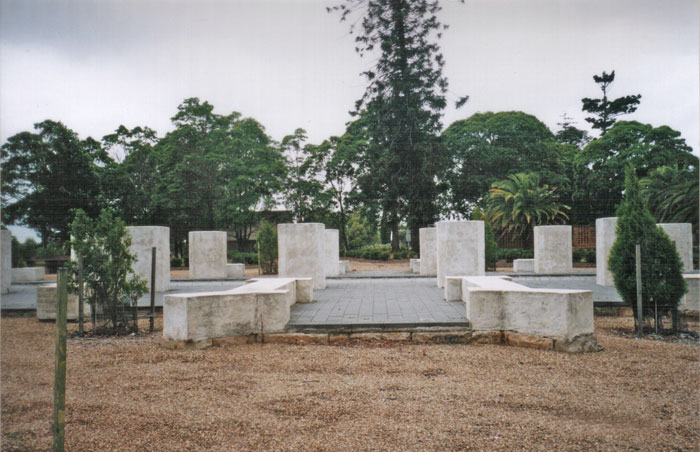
top-left (1, 0), bottom-right (698, 241)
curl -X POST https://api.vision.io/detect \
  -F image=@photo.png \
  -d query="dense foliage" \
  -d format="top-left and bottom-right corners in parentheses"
top-left (608, 168), bottom-right (686, 331)
top-left (256, 221), bottom-right (278, 275)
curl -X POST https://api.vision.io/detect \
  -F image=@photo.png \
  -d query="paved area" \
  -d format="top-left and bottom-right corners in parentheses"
top-left (289, 278), bottom-right (467, 328)
top-left (510, 275), bottom-right (622, 303)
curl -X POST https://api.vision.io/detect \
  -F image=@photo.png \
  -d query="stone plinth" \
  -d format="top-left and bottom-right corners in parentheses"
top-left (36, 284), bottom-right (89, 320)
top-left (126, 226), bottom-right (170, 292)
top-left (419, 227), bottom-right (437, 276)
top-left (436, 221), bottom-right (485, 288)
top-left (189, 231), bottom-right (227, 279)
top-left (278, 223), bottom-right (326, 290)
top-left (658, 223), bottom-right (694, 272)
top-left (681, 274), bottom-right (699, 312)
top-left (410, 259), bottom-right (421, 274)
top-left (12, 267), bottom-right (45, 282)
top-left (513, 259), bottom-right (534, 273)
top-left (595, 217), bottom-right (618, 286)
top-left (324, 229), bottom-right (340, 277)
top-left (1, 230), bottom-right (11, 293)
top-left (226, 263), bottom-right (245, 279)
top-left (534, 225), bottom-right (572, 274)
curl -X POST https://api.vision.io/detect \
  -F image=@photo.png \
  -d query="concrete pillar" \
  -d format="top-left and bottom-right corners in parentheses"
top-left (534, 225), bottom-right (573, 274)
top-left (436, 221), bottom-right (485, 288)
top-left (324, 229), bottom-right (340, 277)
top-left (1, 230), bottom-right (11, 293)
top-left (188, 231), bottom-right (227, 279)
top-left (595, 217), bottom-right (618, 286)
top-left (278, 223), bottom-right (326, 290)
top-left (126, 226), bottom-right (170, 292)
top-left (658, 223), bottom-right (694, 271)
top-left (419, 227), bottom-right (437, 276)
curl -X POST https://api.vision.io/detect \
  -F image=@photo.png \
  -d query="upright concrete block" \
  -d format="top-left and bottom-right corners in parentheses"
top-left (681, 274), bottom-right (699, 312)
top-left (188, 231), bottom-right (227, 279)
top-left (419, 227), bottom-right (437, 276)
top-left (1, 230), bottom-right (11, 293)
top-left (534, 225), bottom-right (572, 274)
top-left (596, 217), bottom-right (618, 286)
top-left (278, 223), bottom-right (326, 290)
top-left (436, 221), bottom-right (485, 288)
top-left (126, 226), bottom-right (170, 292)
top-left (658, 223), bottom-right (694, 271)
top-left (12, 267), bottom-right (45, 282)
top-left (324, 229), bottom-right (340, 277)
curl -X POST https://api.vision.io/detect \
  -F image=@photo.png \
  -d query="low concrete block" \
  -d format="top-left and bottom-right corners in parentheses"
top-left (1, 230), bottom-right (11, 293)
top-left (419, 227), bottom-right (437, 276)
top-left (342, 260), bottom-right (350, 273)
top-left (36, 284), bottom-right (87, 321)
top-left (226, 263), bottom-right (245, 279)
top-left (338, 261), bottom-right (346, 276)
top-left (163, 277), bottom-right (313, 342)
top-left (12, 267), bottom-right (45, 282)
top-left (189, 231), bottom-right (228, 279)
top-left (513, 259), bottom-right (534, 273)
top-left (534, 225), bottom-right (573, 274)
top-left (658, 223), bottom-right (694, 272)
top-left (681, 274), bottom-right (699, 312)
top-left (410, 259), bottom-right (421, 274)
top-left (596, 217), bottom-right (617, 286)
top-left (278, 223), bottom-right (326, 290)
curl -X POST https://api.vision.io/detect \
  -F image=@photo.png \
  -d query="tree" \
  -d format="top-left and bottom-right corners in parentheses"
top-left (471, 207), bottom-right (498, 271)
top-left (256, 221), bottom-right (277, 275)
top-left (345, 211), bottom-right (379, 249)
top-left (573, 121), bottom-right (697, 223)
top-left (485, 172), bottom-right (569, 248)
top-left (640, 165), bottom-right (699, 231)
top-left (281, 128), bottom-right (329, 222)
top-left (1, 120), bottom-right (110, 242)
top-left (443, 111), bottom-right (574, 215)
top-left (555, 114), bottom-right (591, 148)
top-left (581, 70), bottom-right (641, 135)
top-left (608, 167), bottom-right (686, 332)
top-left (330, 0), bottom-right (454, 251)
top-left (67, 209), bottom-right (147, 333)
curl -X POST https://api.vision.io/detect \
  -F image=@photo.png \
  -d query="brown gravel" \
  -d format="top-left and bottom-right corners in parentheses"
top-left (2, 315), bottom-right (698, 452)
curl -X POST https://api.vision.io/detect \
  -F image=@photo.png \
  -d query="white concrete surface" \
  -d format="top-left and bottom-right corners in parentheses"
top-left (513, 259), bottom-right (534, 273)
top-left (595, 217), bottom-right (618, 286)
top-left (163, 277), bottom-right (312, 341)
top-left (681, 274), bottom-right (699, 312)
top-left (278, 223), bottom-right (326, 290)
top-left (188, 231), bottom-right (227, 279)
top-left (324, 229), bottom-right (340, 277)
top-left (449, 276), bottom-right (594, 342)
top-left (419, 227), bottom-right (437, 276)
top-left (410, 259), bottom-right (421, 274)
top-left (436, 221), bottom-right (485, 288)
top-left (126, 226), bottom-right (170, 292)
top-left (1, 230), bottom-right (11, 293)
top-left (534, 225), bottom-right (573, 274)
top-left (658, 223), bottom-right (694, 272)
top-left (36, 284), bottom-right (90, 320)
top-left (226, 263), bottom-right (245, 279)
top-left (12, 267), bottom-right (45, 282)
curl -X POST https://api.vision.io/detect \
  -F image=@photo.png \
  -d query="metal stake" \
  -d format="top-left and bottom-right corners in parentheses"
top-left (150, 247), bottom-right (156, 332)
top-left (635, 244), bottom-right (643, 336)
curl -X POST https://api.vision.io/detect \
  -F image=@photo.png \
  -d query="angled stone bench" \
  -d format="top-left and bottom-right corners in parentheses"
top-left (163, 277), bottom-right (313, 346)
top-left (445, 275), bottom-right (596, 352)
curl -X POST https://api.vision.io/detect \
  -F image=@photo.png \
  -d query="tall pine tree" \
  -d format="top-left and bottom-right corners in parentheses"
top-left (330, 0), bottom-right (456, 251)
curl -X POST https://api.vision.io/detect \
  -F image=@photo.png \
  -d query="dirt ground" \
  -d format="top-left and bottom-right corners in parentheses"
top-left (2, 315), bottom-right (698, 452)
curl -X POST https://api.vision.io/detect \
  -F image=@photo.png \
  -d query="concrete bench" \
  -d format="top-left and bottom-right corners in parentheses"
top-left (12, 267), bottom-right (45, 282)
top-left (36, 284), bottom-right (90, 320)
top-left (513, 259), bottom-right (534, 273)
top-left (445, 275), bottom-right (595, 352)
top-left (410, 259), bottom-right (421, 274)
top-left (226, 263), bottom-right (245, 279)
top-left (163, 277), bottom-right (313, 344)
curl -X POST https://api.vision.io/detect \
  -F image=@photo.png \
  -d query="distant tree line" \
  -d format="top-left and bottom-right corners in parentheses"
top-left (2, 0), bottom-right (698, 256)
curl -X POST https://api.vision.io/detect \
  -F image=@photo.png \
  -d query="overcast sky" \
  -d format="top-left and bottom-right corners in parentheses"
top-left (1, 0), bottom-right (698, 240)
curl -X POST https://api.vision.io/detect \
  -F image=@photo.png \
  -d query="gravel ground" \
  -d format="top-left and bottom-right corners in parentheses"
top-left (2, 316), bottom-right (698, 452)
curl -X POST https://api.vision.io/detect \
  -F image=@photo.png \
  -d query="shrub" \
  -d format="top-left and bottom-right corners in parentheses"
top-left (572, 248), bottom-right (596, 263)
top-left (170, 257), bottom-right (184, 268)
top-left (11, 237), bottom-right (39, 268)
top-left (496, 248), bottom-right (533, 263)
top-left (346, 213), bottom-right (378, 249)
top-left (67, 209), bottom-right (147, 333)
top-left (228, 251), bottom-right (257, 264)
top-left (609, 167), bottom-right (686, 331)
top-left (472, 207), bottom-right (499, 271)
top-left (256, 221), bottom-right (277, 274)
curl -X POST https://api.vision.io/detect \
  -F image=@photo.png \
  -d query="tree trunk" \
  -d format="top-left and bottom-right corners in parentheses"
top-left (390, 221), bottom-right (400, 252)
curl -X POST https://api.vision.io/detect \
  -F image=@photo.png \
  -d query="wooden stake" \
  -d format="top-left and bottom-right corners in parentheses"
top-left (635, 244), bottom-right (643, 337)
top-left (53, 268), bottom-right (67, 452)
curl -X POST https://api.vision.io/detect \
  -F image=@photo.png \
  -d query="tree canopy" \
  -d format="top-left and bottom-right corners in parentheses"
top-left (581, 70), bottom-right (641, 135)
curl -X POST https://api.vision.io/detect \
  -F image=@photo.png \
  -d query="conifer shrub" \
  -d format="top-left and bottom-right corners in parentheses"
top-left (608, 167), bottom-right (686, 330)
top-left (256, 221), bottom-right (278, 274)
top-left (471, 207), bottom-right (499, 271)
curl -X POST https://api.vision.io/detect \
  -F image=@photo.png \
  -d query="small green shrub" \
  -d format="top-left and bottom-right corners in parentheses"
top-left (573, 248), bottom-right (596, 263)
top-left (170, 257), bottom-right (184, 268)
top-left (228, 251), bottom-right (257, 264)
top-left (496, 248), bottom-right (533, 263)
top-left (256, 221), bottom-right (277, 274)
top-left (472, 207), bottom-right (499, 271)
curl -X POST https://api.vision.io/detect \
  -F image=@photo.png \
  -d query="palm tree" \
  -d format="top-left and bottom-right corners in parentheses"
top-left (640, 165), bottom-right (699, 229)
top-left (485, 172), bottom-right (569, 248)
